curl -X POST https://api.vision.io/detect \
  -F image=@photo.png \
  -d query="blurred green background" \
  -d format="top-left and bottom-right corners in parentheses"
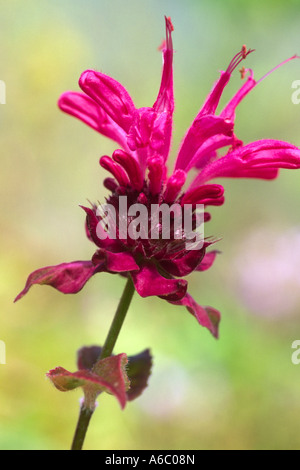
top-left (1, 0), bottom-right (300, 450)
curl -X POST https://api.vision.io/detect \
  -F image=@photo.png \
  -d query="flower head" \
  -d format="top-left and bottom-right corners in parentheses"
top-left (15, 18), bottom-right (300, 339)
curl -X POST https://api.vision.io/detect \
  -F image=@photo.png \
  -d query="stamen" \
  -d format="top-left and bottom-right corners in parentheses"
top-left (166, 16), bottom-right (174, 32)
top-left (158, 17), bottom-right (174, 51)
top-left (226, 45), bottom-right (255, 75)
top-left (165, 16), bottom-right (174, 51)
top-left (257, 54), bottom-right (300, 84)
top-left (239, 66), bottom-right (246, 80)
top-left (241, 44), bottom-right (247, 59)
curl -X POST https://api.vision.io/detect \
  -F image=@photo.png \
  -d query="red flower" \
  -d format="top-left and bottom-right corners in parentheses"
top-left (15, 18), bottom-right (300, 339)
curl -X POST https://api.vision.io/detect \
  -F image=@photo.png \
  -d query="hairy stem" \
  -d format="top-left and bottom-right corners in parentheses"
top-left (71, 406), bottom-right (94, 451)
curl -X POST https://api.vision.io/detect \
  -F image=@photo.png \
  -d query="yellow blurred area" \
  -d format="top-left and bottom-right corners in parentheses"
top-left (1, 0), bottom-right (300, 450)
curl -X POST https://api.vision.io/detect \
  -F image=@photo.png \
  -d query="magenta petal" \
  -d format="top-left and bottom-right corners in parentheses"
top-left (163, 170), bottom-right (187, 203)
top-left (127, 108), bottom-right (155, 150)
top-left (199, 46), bottom-right (255, 116)
top-left (152, 17), bottom-right (174, 160)
top-left (153, 17), bottom-right (174, 115)
top-left (216, 167), bottom-right (280, 180)
top-left (159, 249), bottom-right (206, 277)
top-left (79, 70), bottom-right (136, 132)
top-left (175, 115), bottom-right (234, 171)
top-left (147, 155), bottom-right (165, 195)
top-left (220, 72), bottom-right (256, 121)
top-left (127, 108), bottom-right (171, 164)
top-left (219, 56), bottom-right (300, 121)
top-left (92, 249), bottom-right (139, 273)
top-left (81, 205), bottom-right (105, 248)
top-left (196, 250), bottom-right (220, 271)
top-left (191, 163), bottom-right (279, 187)
top-left (187, 135), bottom-right (237, 172)
top-left (181, 76), bottom-right (256, 172)
top-left (58, 91), bottom-right (128, 149)
top-left (100, 155), bottom-right (130, 187)
top-left (105, 251), bottom-right (139, 272)
top-left (198, 71), bottom-right (231, 117)
top-left (15, 261), bottom-right (100, 302)
top-left (169, 293), bottom-right (221, 338)
top-left (112, 149), bottom-right (144, 191)
top-left (229, 168), bottom-right (279, 179)
top-left (81, 206), bottom-right (121, 252)
top-left (238, 140), bottom-right (300, 168)
top-left (196, 139), bottom-right (300, 183)
top-left (181, 183), bottom-right (224, 205)
top-left (130, 262), bottom-right (187, 300)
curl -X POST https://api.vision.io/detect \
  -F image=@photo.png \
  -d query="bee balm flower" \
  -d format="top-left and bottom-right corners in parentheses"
top-left (15, 18), bottom-right (300, 339)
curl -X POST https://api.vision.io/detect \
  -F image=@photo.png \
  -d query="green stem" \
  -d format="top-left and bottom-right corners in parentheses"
top-left (71, 406), bottom-right (94, 451)
top-left (70, 277), bottom-right (135, 451)
top-left (99, 277), bottom-right (135, 360)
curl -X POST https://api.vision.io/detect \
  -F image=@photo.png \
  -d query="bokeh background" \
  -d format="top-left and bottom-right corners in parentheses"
top-left (1, 0), bottom-right (300, 450)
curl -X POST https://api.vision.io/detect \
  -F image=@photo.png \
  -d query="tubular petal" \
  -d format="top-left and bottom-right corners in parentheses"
top-left (195, 140), bottom-right (300, 183)
top-left (181, 184), bottom-right (224, 205)
top-left (79, 70), bottom-right (136, 132)
top-left (175, 115), bottom-right (234, 171)
top-left (198, 71), bottom-right (231, 117)
top-left (58, 91), bottom-right (129, 149)
top-left (196, 250), bottom-right (220, 271)
top-left (147, 155), bottom-right (165, 195)
top-left (113, 149), bottom-right (144, 191)
top-left (99, 155), bottom-right (130, 187)
top-left (153, 16), bottom-right (174, 114)
top-left (220, 72), bottom-right (256, 120)
top-left (164, 170), bottom-right (187, 203)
